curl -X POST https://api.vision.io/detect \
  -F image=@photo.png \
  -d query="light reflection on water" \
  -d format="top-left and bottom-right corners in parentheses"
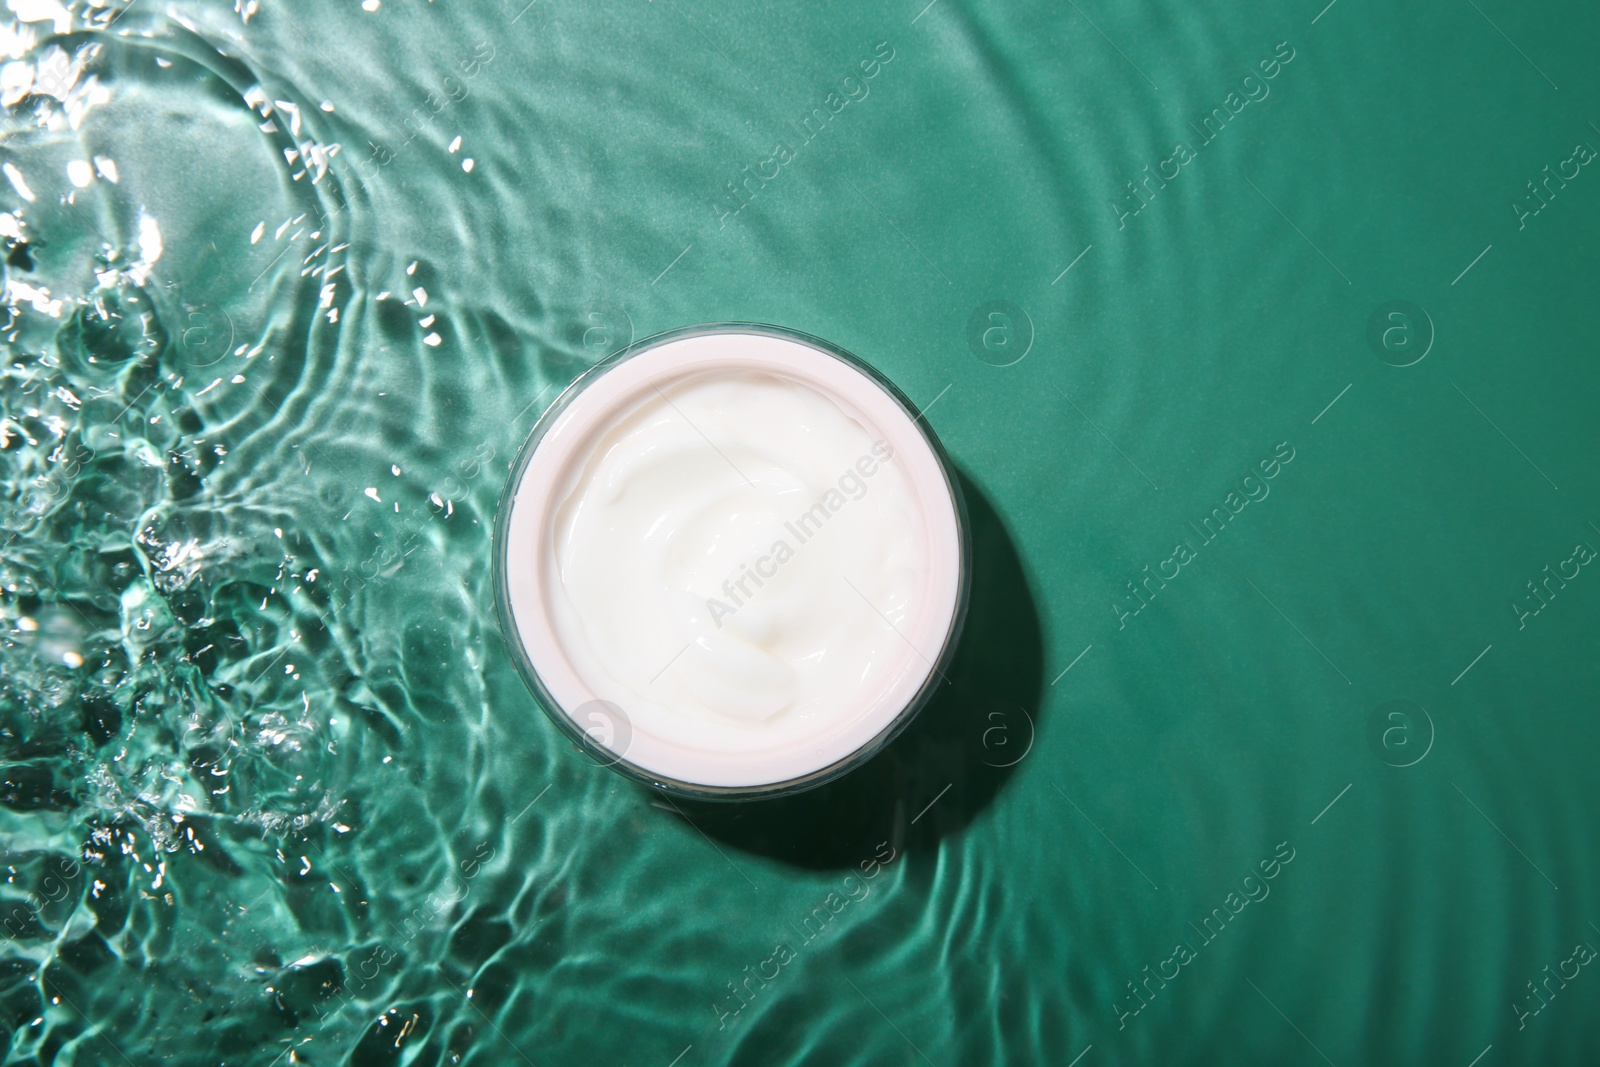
top-left (3, 1), bottom-right (1599, 1066)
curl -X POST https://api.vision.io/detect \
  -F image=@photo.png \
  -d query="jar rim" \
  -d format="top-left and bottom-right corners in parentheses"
top-left (493, 323), bottom-right (970, 800)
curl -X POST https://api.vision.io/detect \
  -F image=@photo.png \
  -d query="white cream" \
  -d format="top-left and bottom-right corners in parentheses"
top-left (553, 370), bottom-right (921, 733)
top-left (501, 330), bottom-right (963, 790)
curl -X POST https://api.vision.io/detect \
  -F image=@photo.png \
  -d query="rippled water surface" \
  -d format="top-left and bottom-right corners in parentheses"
top-left (4, 0), bottom-right (1600, 1064)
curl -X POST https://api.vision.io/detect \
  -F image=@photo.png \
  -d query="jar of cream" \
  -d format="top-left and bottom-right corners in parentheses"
top-left (496, 325), bottom-right (968, 799)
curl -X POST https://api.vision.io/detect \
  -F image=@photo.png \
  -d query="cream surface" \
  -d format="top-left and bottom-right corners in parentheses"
top-left (547, 370), bottom-right (926, 752)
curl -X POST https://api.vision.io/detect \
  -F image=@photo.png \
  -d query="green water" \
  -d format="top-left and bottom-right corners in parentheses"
top-left (3, 0), bottom-right (1599, 1063)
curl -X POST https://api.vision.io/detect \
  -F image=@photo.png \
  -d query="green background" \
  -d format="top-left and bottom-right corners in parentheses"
top-left (2, 0), bottom-right (1598, 1064)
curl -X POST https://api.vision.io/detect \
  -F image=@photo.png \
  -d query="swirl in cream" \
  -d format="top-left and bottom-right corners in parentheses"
top-left (547, 370), bottom-right (925, 751)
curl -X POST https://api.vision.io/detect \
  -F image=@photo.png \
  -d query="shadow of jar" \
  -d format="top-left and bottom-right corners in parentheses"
top-left (660, 468), bottom-right (1045, 870)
